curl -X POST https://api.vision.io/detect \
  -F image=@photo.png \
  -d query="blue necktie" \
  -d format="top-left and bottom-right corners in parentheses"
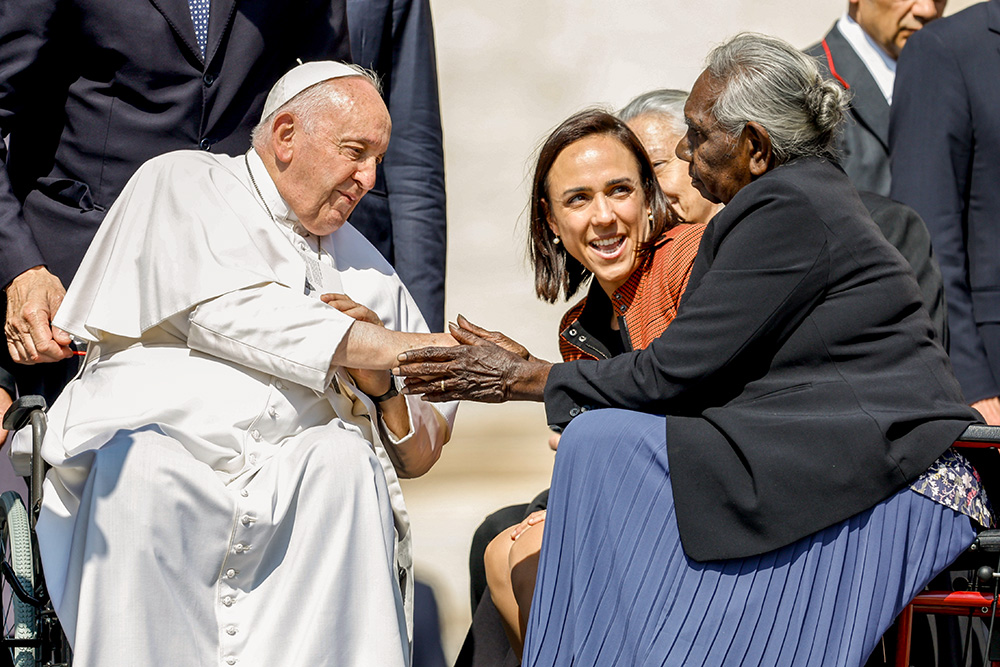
top-left (188, 0), bottom-right (210, 58)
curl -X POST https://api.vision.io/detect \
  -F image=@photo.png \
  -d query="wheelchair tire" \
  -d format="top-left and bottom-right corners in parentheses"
top-left (1, 491), bottom-right (36, 667)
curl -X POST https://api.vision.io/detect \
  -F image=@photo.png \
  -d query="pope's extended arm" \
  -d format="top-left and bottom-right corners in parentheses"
top-left (184, 283), bottom-right (455, 477)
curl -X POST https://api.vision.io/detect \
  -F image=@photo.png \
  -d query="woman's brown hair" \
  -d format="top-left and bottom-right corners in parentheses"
top-left (529, 108), bottom-right (674, 303)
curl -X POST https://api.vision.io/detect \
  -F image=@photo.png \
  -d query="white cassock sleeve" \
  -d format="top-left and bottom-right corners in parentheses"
top-left (185, 283), bottom-right (352, 393)
top-left (180, 282), bottom-right (452, 476)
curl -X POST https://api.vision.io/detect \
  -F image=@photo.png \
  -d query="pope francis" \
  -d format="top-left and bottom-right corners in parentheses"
top-left (11, 61), bottom-right (457, 666)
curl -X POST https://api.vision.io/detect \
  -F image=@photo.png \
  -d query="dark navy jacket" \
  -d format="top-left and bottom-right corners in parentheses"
top-left (545, 157), bottom-right (976, 561)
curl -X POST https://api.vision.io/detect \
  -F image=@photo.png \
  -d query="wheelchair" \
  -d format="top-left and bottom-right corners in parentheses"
top-left (894, 424), bottom-right (1000, 667)
top-left (1, 396), bottom-right (71, 667)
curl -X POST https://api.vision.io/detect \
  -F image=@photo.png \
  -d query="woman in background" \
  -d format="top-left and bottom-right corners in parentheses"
top-left (618, 88), bottom-right (723, 226)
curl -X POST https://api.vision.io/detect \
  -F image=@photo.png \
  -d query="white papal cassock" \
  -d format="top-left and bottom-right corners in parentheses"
top-left (10, 149), bottom-right (457, 666)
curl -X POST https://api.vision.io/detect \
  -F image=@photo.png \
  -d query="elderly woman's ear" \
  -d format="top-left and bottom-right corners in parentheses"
top-left (743, 121), bottom-right (774, 177)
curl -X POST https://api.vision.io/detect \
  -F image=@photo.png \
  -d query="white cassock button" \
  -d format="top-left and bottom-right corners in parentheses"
top-left (249, 454), bottom-right (258, 465)
top-left (225, 569), bottom-right (237, 579)
top-left (226, 626), bottom-right (238, 636)
top-left (274, 380), bottom-right (285, 390)
top-left (226, 657), bottom-right (237, 665)
top-left (223, 596), bottom-right (234, 607)
top-left (241, 515), bottom-right (253, 526)
top-left (268, 407), bottom-right (278, 418)
top-left (240, 489), bottom-right (249, 498)
top-left (234, 543), bottom-right (248, 553)
top-left (250, 429), bottom-right (261, 442)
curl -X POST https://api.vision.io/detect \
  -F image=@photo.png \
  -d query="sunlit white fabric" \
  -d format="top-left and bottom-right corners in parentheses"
top-left (11, 149), bottom-right (456, 666)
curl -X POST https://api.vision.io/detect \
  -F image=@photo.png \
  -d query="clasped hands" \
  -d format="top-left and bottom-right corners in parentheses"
top-left (393, 314), bottom-right (553, 404)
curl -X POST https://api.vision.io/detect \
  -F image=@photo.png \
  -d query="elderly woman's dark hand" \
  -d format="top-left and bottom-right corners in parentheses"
top-left (450, 315), bottom-right (539, 361)
top-left (394, 316), bottom-right (552, 403)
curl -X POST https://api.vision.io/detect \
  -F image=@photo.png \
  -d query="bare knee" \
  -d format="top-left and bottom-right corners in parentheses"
top-left (508, 523), bottom-right (543, 613)
top-left (484, 527), bottom-right (516, 594)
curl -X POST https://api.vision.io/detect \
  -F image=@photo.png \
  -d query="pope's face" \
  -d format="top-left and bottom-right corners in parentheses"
top-left (280, 78), bottom-right (391, 236)
top-left (850, 0), bottom-right (946, 59)
top-left (626, 112), bottom-right (721, 225)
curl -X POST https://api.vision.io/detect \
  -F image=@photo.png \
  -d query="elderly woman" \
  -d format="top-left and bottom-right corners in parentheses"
top-left (618, 89), bottom-right (723, 226)
top-left (399, 33), bottom-right (989, 665)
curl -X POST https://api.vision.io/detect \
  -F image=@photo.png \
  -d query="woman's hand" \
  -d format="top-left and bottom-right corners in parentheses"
top-left (455, 315), bottom-right (537, 361)
top-left (321, 293), bottom-right (393, 397)
top-left (972, 396), bottom-right (1000, 426)
top-left (510, 510), bottom-right (546, 540)
top-left (394, 316), bottom-right (553, 403)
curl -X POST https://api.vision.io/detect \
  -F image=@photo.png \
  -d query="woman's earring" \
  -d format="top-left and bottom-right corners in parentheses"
top-left (647, 209), bottom-right (654, 224)
top-left (553, 236), bottom-right (561, 245)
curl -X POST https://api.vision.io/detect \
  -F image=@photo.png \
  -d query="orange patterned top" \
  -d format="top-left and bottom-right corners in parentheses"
top-left (559, 222), bottom-right (707, 362)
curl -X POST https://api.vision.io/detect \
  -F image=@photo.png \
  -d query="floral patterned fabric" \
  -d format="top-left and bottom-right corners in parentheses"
top-left (910, 448), bottom-right (993, 528)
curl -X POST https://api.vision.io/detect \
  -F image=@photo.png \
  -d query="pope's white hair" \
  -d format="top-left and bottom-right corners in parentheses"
top-left (251, 64), bottom-right (382, 150)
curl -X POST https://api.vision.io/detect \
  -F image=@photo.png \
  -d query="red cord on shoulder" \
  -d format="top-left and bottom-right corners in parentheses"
top-left (821, 39), bottom-right (851, 90)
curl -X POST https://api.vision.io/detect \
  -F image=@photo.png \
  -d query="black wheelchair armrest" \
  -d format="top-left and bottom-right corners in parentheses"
top-left (959, 423), bottom-right (1000, 443)
top-left (2, 395), bottom-right (48, 432)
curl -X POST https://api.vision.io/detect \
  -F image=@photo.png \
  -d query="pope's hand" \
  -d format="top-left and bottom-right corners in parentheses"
top-left (320, 293), bottom-right (393, 397)
top-left (5, 266), bottom-right (73, 364)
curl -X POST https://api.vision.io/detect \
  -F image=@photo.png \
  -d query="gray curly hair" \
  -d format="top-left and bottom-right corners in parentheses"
top-left (705, 32), bottom-right (848, 164)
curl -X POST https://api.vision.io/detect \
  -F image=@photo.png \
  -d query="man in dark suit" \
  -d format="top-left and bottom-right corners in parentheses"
top-left (890, 0), bottom-right (1000, 425)
top-left (346, 0), bottom-right (446, 332)
top-left (0, 0), bottom-right (351, 403)
top-left (806, 0), bottom-right (946, 195)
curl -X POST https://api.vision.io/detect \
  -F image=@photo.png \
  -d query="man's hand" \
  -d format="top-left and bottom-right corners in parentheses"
top-left (395, 317), bottom-right (552, 403)
top-left (972, 396), bottom-right (1000, 426)
top-left (320, 293), bottom-right (393, 397)
top-left (0, 388), bottom-right (12, 447)
top-left (5, 266), bottom-right (73, 364)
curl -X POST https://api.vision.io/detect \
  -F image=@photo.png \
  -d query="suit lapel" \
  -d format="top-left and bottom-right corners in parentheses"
top-left (148, 0), bottom-right (204, 64)
top-left (205, 0), bottom-right (238, 67)
top-left (825, 26), bottom-right (890, 151)
top-left (990, 0), bottom-right (1000, 55)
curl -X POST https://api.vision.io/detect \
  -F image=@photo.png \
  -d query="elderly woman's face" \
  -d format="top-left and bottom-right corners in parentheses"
top-left (676, 71), bottom-right (755, 206)
top-left (545, 134), bottom-right (648, 297)
top-left (626, 112), bottom-right (722, 225)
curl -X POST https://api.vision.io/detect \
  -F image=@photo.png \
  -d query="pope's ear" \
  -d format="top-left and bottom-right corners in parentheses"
top-left (744, 121), bottom-right (774, 177)
top-left (270, 111), bottom-right (297, 163)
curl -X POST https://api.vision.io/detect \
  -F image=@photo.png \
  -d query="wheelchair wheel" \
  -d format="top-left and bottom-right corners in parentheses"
top-left (1, 491), bottom-right (37, 667)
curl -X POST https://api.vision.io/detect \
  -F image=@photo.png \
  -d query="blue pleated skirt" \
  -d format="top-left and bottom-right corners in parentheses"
top-left (523, 409), bottom-right (977, 667)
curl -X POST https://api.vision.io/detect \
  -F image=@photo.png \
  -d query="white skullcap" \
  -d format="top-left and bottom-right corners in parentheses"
top-left (260, 61), bottom-right (362, 122)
